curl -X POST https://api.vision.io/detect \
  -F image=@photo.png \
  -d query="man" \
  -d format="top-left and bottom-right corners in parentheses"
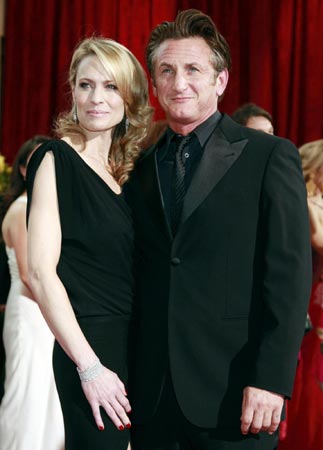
top-left (231, 103), bottom-right (274, 134)
top-left (126, 9), bottom-right (311, 450)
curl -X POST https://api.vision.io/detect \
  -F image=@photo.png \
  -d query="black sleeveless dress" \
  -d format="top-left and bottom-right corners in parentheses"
top-left (27, 140), bottom-right (135, 450)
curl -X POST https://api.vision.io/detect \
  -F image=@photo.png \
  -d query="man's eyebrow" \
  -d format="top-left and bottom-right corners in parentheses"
top-left (158, 61), bottom-right (203, 67)
top-left (159, 62), bottom-right (173, 67)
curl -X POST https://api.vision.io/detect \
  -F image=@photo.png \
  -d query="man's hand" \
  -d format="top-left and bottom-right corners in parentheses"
top-left (240, 386), bottom-right (284, 435)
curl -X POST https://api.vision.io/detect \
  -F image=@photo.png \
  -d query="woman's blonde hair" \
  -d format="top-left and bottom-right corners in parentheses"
top-left (299, 139), bottom-right (323, 190)
top-left (55, 37), bottom-right (153, 185)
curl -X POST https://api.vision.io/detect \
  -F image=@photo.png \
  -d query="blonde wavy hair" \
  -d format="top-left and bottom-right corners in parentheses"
top-left (55, 37), bottom-right (153, 185)
top-left (299, 139), bottom-right (323, 191)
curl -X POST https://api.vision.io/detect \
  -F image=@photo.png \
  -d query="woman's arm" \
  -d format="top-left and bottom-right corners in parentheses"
top-left (28, 151), bottom-right (131, 430)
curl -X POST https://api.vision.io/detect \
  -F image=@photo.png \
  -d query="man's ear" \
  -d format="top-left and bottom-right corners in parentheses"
top-left (151, 78), bottom-right (157, 98)
top-left (215, 69), bottom-right (229, 97)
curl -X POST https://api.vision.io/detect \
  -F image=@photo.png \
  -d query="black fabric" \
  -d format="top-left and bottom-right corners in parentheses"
top-left (27, 140), bottom-right (135, 450)
top-left (27, 140), bottom-right (134, 319)
top-left (131, 368), bottom-right (275, 450)
top-left (54, 317), bottom-right (134, 450)
top-left (0, 241), bottom-right (10, 402)
top-left (157, 112), bottom-right (221, 228)
top-left (125, 113), bottom-right (312, 430)
top-left (170, 135), bottom-right (191, 235)
top-left (0, 241), bottom-right (10, 304)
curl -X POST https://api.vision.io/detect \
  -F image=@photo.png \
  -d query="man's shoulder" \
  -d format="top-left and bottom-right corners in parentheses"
top-left (218, 113), bottom-right (296, 152)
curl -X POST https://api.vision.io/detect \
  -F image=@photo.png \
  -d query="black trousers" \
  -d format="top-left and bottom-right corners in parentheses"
top-left (131, 369), bottom-right (275, 450)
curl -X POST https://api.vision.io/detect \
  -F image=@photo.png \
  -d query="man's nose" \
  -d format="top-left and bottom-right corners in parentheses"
top-left (173, 72), bottom-right (188, 91)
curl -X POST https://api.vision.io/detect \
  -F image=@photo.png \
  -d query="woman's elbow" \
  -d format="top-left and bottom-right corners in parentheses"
top-left (28, 265), bottom-right (43, 291)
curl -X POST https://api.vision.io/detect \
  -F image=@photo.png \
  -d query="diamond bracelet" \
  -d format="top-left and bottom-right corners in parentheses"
top-left (76, 358), bottom-right (103, 383)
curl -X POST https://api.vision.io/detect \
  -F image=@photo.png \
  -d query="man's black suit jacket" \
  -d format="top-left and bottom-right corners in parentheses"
top-left (126, 114), bottom-right (312, 431)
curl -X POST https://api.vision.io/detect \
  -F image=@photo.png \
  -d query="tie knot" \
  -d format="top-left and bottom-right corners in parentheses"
top-left (175, 134), bottom-right (191, 146)
top-left (174, 134), bottom-right (191, 156)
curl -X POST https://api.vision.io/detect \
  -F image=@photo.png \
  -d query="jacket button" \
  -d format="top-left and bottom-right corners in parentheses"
top-left (171, 257), bottom-right (181, 266)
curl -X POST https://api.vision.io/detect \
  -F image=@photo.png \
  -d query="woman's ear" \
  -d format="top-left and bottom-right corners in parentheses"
top-left (19, 164), bottom-right (27, 180)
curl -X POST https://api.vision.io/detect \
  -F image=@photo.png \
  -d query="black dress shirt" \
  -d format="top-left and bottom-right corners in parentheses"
top-left (157, 111), bottom-right (222, 225)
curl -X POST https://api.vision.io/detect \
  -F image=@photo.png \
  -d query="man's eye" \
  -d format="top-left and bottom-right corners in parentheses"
top-left (188, 67), bottom-right (199, 72)
top-left (162, 68), bottom-right (173, 74)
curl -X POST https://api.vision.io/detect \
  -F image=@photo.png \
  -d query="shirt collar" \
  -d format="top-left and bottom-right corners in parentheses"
top-left (158, 111), bottom-right (222, 162)
top-left (194, 110), bottom-right (222, 147)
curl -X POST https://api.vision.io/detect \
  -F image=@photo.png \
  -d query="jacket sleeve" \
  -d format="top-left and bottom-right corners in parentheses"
top-left (248, 138), bottom-right (312, 398)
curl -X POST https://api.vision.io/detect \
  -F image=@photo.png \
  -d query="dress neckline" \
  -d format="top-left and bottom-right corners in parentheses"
top-left (60, 140), bottom-right (123, 197)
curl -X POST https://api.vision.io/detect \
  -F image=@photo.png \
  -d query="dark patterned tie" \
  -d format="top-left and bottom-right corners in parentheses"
top-left (170, 134), bottom-right (191, 235)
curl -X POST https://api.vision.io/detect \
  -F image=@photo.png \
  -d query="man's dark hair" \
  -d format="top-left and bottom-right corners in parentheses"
top-left (231, 103), bottom-right (273, 126)
top-left (145, 9), bottom-right (232, 80)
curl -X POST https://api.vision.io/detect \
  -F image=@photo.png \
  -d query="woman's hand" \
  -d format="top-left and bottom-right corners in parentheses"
top-left (81, 366), bottom-right (131, 431)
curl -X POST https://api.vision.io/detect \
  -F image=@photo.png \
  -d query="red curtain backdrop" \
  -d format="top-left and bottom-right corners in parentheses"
top-left (1, 0), bottom-right (323, 162)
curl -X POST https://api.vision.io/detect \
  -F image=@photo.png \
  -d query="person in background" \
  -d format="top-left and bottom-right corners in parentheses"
top-left (125, 9), bottom-right (311, 450)
top-left (0, 233), bottom-right (10, 401)
top-left (27, 37), bottom-right (152, 450)
top-left (0, 135), bottom-right (65, 450)
top-left (278, 139), bottom-right (323, 450)
top-left (231, 102), bottom-right (274, 134)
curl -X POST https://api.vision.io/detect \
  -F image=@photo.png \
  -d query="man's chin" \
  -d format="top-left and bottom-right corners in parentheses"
top-left (167, 112), bottom-right (195, 125)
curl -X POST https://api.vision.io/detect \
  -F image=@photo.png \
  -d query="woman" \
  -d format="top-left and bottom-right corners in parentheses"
top-left (0, 135), bottom-right (65, 450)
top-left (278, 139), bottom-right (323, 450)
top-left (27, 37), bottom-right (152, 450)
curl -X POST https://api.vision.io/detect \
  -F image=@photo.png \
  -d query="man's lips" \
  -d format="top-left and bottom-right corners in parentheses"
top-left (171, 97), bottom-right (192, 101)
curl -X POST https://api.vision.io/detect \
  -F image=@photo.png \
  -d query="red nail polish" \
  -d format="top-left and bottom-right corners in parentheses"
top-left (98, 425), bottom-right (104, 431)
top-left (119, 425), bottom-right (125, 431)
top-left (125, 423), bottom-right (131, 429)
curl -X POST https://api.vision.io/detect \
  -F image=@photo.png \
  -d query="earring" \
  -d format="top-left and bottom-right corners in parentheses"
top-left (125, 118), bottom-right (129, 133)
top-left (72, 104), bottom-right (78, 123)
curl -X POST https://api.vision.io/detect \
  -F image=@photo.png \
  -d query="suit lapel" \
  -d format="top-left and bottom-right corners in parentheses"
top-left (137, 143), bottom-right (173, 242)
top-left (181, 117), bottom-right (248, 225)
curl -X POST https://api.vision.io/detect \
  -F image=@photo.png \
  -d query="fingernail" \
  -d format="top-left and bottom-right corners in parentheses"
top-left (119, 425), bottom-right (125, 431)
top-left (125, 423), bottom-right (131, 429)
top-left (98, 425), bottom-right (104, 431)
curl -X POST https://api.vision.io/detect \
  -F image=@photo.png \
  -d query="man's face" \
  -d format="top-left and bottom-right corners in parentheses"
top-left (245, 116), bottom-right (274, 135)
top-left (152, 37), bottom-right (228, 131)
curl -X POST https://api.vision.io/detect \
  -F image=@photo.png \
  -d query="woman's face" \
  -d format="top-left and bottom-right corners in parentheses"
top-left (73, 55), bottom-right (125, 136)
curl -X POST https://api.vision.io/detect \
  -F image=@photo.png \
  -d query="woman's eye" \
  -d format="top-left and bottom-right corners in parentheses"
top-left (79, 82), bottom-right (91, 89)
top-left (106, 84), bottom-right (118, 90)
